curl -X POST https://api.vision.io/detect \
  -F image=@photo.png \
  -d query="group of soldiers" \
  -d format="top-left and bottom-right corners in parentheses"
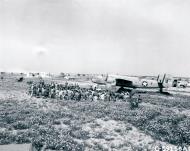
top-left (28, 81), bottom-right (133, 102)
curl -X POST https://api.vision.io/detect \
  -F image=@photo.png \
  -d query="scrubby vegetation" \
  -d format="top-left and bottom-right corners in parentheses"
top-left (1, 77), bottom-right (190, 150)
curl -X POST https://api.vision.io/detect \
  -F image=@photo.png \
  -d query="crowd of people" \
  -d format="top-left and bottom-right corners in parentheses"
top-left (28, 80), bottom-right (133, 102)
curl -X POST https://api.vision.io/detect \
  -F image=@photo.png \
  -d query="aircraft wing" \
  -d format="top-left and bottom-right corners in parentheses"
top-left (115, 79), bottom-right (134, 88)
top-left (108, 75), bottom-right (139, 88)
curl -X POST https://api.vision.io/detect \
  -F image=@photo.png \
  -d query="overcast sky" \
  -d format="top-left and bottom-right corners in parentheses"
top-left (0, 0), bottom-right (190, 76)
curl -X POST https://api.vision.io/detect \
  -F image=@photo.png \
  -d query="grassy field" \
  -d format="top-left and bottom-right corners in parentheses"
top-left (0, 75), bottom-right (190, 150)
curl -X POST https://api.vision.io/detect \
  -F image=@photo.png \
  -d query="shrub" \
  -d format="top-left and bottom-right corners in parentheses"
top-left (146, 114), bottom-right (190, 145)
top-left (71, 130), bottom-right (90, 140)
top-left (0, 130), bottom-right (13, 145)
top-left (12, 121), bottom-right (30, 130)
top-left (14, 131), bottom-right (31, 144)
top-left (31, 125), bottom-right (84, 151)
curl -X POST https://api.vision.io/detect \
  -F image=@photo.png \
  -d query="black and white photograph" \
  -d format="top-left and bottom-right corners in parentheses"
top-left (0, 0), bottom-right (190, 150)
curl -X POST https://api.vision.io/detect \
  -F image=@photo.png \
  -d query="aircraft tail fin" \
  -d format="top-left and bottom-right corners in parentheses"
top-left (157, 74), bottom-right (173, 92)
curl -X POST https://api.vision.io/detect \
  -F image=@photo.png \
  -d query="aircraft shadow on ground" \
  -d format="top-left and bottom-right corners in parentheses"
top-left (137, 90), bottom-right (172, 96)
top-left (159, 91), bottom-right (172, 96)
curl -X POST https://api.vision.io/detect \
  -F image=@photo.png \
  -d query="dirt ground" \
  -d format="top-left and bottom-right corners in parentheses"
top-left (0, 75), bottom-right (190, 151)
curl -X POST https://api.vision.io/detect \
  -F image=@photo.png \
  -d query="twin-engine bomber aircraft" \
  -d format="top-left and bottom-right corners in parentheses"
top-left (92, 74), bottom-right (174, 94)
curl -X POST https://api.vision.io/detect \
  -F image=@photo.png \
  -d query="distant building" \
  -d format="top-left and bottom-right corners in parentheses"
top-left (38, 72), bottom-right (52, 78)
top-left (26, 72), bottom-right (52, 78)
top-left (26, 73), bottom-right (36, 78)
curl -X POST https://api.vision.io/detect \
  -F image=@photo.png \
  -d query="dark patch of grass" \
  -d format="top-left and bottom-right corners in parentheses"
top-left (71, 130), bottom-right (90, 140)
top-left (12, 121), bottom-right (30, 130)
